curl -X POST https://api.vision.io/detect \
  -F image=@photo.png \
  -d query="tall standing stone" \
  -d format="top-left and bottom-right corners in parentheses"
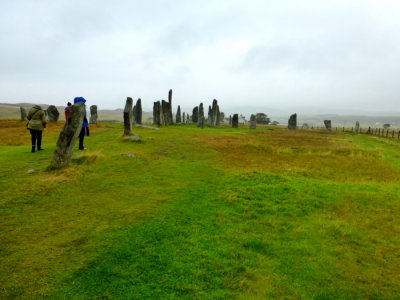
top-left (232, 114), bottom-right (239, 128)
top-left (153, 101), bottom-right (161, 126)
top-left (176, 106), bottom-right (181, 123)
top-left (47, 105), bottom-right (60, 121)
top-left (210, 99), bottom-right (220, 127)
top-left (182, 112), bottom-right (186, 123)
top-left (134, 98), bottom-right (142, 124)
top-left (124, 97), bottom-right (133, 135)
top-left (229, 115), bottom-right (232, 126)
top-left (168, 89), bottom-right (173, 125)
top-left (288, 114), bottom-right (297, 130)
top-left (250, 114), bottom-right (257, 129)
top-left (198, 103), bottom-right (204, 127)
top-left (90, 105), bottom-right (98, 124)
top-left (354, 121), bottom-right (360, 134)
top-left (50, 102), bottom-right (85, 169)
top-left (324, 120), bottom-right (332, 131)
top-left (161, 100), bottom-right (170, 125)
top-left (192, 106), bottom-right (199, 123)
top-left (20, 107), bottom-right (27, 121)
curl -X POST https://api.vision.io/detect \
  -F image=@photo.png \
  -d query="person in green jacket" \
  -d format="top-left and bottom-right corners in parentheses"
top-left (27, 105), bottom-right (46, 152)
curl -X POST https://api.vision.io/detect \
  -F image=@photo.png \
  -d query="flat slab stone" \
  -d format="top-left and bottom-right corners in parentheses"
top-left (135, 124), bottom-right (160, 130)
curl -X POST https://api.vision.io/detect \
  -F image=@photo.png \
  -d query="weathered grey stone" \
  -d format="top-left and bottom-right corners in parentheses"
top-left (210, 99), bottom-right (220, 127)
top-left (176, 105), bottom-right (181, 123)
top-left (302, 123), bottom-right (309, 128)
top-left (182, 112), bottom-right (186, 123)
top-left (153, 101), bottom-right (161, 126)
top-left (124, 97), bottom-right (133, 135)
top-left (134, 98), bottom-right (142, 124)
top-left (50, 102), bottom-right (85, 169)
top-left (229, 115), bottom-right (232, 126)
top-left (232, 114), bottom-right (239, 128)
top-left (288, 113), bottom-right (297, 130)
top-left (168, 89), bottom-right (173, 125)
top-left (161, 100), bottom-right (171, 125)
top-left (192, 106), bottom-right (199, 123)
top-left (250, 114), bottom-right (257, 129)
top-left (324, 120), bottom-right (332, 131)
top-left (354, 121), bottom-right (360, 134)
top-left (198, 103), bottom-right (204, 127)
top-left (123, 134), bottom-right (141, 141)
top-left (121, 153), bottom-right (138, 158)
top-left (20, 107), bottom-right (27, 121)
top-left (47, 105), bottom-right (60, 121)
top-left (27, 169), bottom-right (36, 174)
top-left (90, 105), bottom-right (97, 124)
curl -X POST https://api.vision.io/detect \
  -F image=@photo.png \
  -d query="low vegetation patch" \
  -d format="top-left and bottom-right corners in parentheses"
top-left (0, 121), bottom-right (399, 299)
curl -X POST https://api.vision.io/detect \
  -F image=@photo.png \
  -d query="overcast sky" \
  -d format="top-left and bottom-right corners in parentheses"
top-left (1, 0), bottom-right (400, 114)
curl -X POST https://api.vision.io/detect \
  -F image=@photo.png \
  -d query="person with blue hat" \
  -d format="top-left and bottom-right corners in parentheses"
top-left (73, 97), bottom-right (90, 150)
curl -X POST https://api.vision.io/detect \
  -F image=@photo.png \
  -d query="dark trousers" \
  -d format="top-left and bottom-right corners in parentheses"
top-left (79, 127), bottom-right (85, 149)
top-left (29, 129), bottom-right (42, 149)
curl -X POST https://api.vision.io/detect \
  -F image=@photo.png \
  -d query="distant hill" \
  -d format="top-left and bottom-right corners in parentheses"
top-left (0, 103), bottom-right (152, 122)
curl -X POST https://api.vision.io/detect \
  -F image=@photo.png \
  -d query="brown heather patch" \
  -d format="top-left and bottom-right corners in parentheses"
top-left (0, 120), bottom-right (105, 145)
top-left (198, 129), bottom-right (400, 183)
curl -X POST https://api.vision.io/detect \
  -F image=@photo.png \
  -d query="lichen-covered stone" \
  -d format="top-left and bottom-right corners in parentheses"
top-left (198, 103), bottom-right (204, 127)
top-left (90, 105), bottom-right (98, 124)
top-left (124, 97), bottom-right (133, 135)
top-left (176, 106), bottom-right (181, 123)
top-left (153, 101), bottom-right (161, 126)
top-left (192, 106), bottom-right (199, 123)
top-left (250, 114), bottom-right (256, 129)
top-left (134, 98), bottom-right (142, 124)
top-left (50, 102), bottom-right (85, 169)
top-left (20, 107), bottom-right (27, 121)
top-left (288, 114), bottom-right (297, 130)
top-left (324, 120), bottom-right (332, 131)
top-left (232, 114), bottom-right (239, 128)
top-left (47, 105), bottom-right (60, 121)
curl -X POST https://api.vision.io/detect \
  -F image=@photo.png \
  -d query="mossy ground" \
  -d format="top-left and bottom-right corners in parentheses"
top-left (0, 121), bottom-right (399, 299)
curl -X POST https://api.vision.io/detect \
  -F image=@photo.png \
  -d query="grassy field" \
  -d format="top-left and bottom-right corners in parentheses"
top-left (0, 120), bottom-right (399, 299)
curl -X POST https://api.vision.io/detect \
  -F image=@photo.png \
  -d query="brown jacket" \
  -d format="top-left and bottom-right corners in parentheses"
top-left (27, 105), bottom-right (46, 131)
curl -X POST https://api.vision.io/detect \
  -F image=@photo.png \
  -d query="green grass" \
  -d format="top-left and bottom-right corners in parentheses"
top-left (0, 122), bottom-right (399, 299)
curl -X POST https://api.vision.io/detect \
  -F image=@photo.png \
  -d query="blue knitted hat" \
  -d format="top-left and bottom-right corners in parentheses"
top-left (73, 97), bottom-right (87, 104)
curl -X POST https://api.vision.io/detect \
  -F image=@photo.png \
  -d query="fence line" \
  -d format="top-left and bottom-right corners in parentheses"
top-left (304, 126), bottom-right (400, 140)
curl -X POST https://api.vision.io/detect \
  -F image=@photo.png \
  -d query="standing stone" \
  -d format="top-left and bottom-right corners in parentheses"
top-left (249, 114), bottom-right (257, 129)
top-left (288, 113), bottom-right (297, 130)
top-left (354, 121), bottom-right (360, 134)
top-left (153, 101), bottom-right (161, 126)
top-left (134, 98), bottom-right (142, 124)
top-left (47, 105), bottom-right (60, 121)
top-left (176, 106), bottom-right (181, 123)
top-left (90, 105), bottom-right (98, 124)
top-left (198, 103), bottom-right (204, 127)
top-left (192, 106), bottom-right (199, 123)
top-left (324, 120), bottom-right (332, 131)
top-left (20, 107), bottom-right (27, 121)
top-left (182, 112), bottom-right (186, 123)
top-left (210, 99), bottom-right (220, 127)
top-left (161, 100), bottom-right (170, 125)
top-left (168, 89), bottom-right (173, 125)
top-left (132, 105), bottom-right (137, 125)
top-left (229, 115), bottom-right (232, 126)
top-left (232, 114), bottom-right (239, 128)
top-left (124, 97), bottom-right (133, 135)
top-left (208, 105), bottom-right (212, 124)
top-left (50, 102), bottom-right (85, 169)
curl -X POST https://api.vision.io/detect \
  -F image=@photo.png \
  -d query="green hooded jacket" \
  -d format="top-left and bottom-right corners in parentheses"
top-left (27, 105), bottom-right (46, 131)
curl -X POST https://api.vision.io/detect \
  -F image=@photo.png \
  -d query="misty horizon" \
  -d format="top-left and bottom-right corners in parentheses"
top-left (1, 1), bottom-right (400, 114)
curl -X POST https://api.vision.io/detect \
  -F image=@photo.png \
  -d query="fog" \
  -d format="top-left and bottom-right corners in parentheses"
top-left (1, 0), bottom-right (400, 114)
